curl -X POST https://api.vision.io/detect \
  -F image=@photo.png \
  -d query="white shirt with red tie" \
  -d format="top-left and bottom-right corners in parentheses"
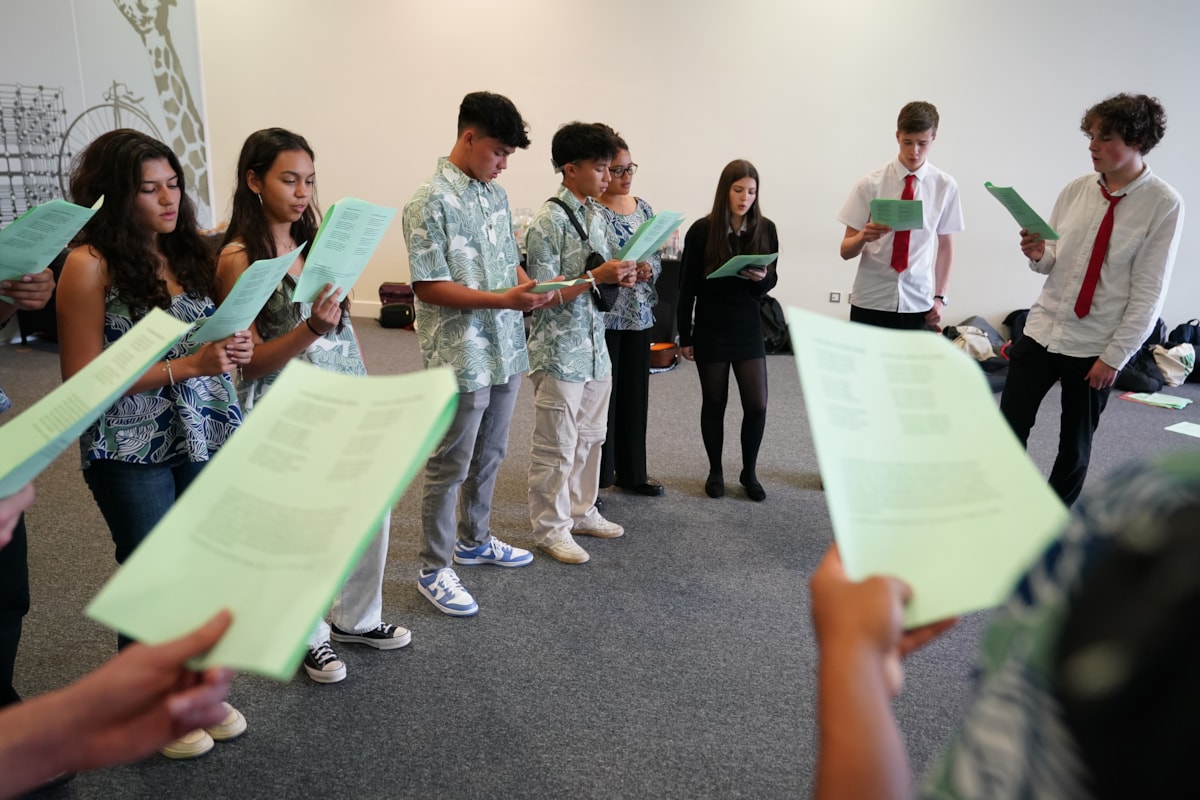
top-left (1024, 166), bottom-right (1183, 370)
top-left (838, 158), bottom-right (964, 313)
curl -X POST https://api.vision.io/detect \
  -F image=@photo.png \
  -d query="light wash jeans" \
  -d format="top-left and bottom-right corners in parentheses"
top-left (309, 513), bottom-right (390, 647)
top-left (418, 374), bottom-right (522, 574)
top-left (528, 372), bottom-right (611, 545)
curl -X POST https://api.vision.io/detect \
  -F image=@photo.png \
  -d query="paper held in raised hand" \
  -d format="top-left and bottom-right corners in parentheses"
top-left (869, 198), bottom-right (924, 231)
top-left (292, 197), bottom-right (398, 303)
top-left (984, 182), bottom-right (1060, 240)
top-left (614, 211), bottom-right (685, 262)
top-left (192, 243), bottom-right (305, 343)
top-left (786, 307), bottom-right (1068, 626)
top-left (86, 362), bottom-right (459, 681)
top-left (706, 252), bottom-right (778, 280)
top-left (0, 196), bottom-right (104, 282)
top-left (0, 308), bottom-right (189, 498)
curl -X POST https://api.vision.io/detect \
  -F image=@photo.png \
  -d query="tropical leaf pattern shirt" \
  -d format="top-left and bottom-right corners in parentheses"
top-left (237, 273), bottom-right (367, 412)
top-left (525, 185), bottom-right (612, 383)
top-left (600, 197), bottom-right (661, 332)
top-left (403, 158), bottom-right (529, 394)
top-left (81, 290), bottom-right (242, 467)
top-left (920, 453), bottom-right (1200, 798)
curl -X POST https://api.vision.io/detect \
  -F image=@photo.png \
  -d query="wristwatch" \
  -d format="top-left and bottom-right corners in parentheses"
top-left (934, 294), bottom-right (948, 306)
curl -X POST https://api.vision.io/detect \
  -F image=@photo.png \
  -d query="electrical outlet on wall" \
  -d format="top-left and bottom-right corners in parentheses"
top-left (829, 292), bottom-right (841, 303)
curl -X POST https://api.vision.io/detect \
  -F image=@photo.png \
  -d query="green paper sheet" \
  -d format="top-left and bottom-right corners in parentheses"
top-left (192, 243), bottom-right (304, 343)
top-left (984, 182), bottom-right (1060, 240)
top-left (869, 198), bottom-right (924, 231)
top-left (706, 252), bottom-right (778, 280)
top-left (1120, 391), bottom-right (1193, 410)
top-left (1165, 421), bottom-right (1200, 438)
top-left (614, 211), bottom-right (685, 262)
top-left (0, 308), bottom-right (189, 498)
top-left (489, 278), bottom-right (589, 294)
top-left (0, 196), bottom-right (104, 284)
top-left (292, 197), bottom-right (397, 303)
top-left (85, 362), bottom-right (459, 681)
top-left (786, 307), bottom-right (1068, 626)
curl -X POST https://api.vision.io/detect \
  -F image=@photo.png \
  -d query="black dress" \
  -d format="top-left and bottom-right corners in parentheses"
top-left (677, 217), bottom-right (779, 362)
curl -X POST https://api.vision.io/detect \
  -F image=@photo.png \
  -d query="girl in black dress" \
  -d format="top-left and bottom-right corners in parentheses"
top-left (677, 160), bottom-right (778, 500)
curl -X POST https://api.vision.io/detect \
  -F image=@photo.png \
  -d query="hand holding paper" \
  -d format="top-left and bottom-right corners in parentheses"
top-left (984, 182), bottom-right (1059, 240)
top-left (292, 198), bottom-right (397, 303)
top-left (0, 308), bottom-right (190, 498)
top-left (0, 197), bottom-right (104, 281)
top-left (787, 307), bottom-right (1067, 625)
top-left (869, 198), bottom-right (924, 231)
top-left (86, 362), bottom-right (459, 681)
top-left (192, 244), bottom-right (305, 343)
top-left (706, 253), bottom-right (778, 280)
top-left (614, 211), bottom-right (685, 262)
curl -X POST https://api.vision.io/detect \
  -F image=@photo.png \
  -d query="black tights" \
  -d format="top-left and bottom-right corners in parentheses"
top-left (696, 357), bottom-right (768, 477)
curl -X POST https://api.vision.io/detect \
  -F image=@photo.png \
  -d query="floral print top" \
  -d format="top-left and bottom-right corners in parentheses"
top-left (81, 290), bottom-right (242, 467)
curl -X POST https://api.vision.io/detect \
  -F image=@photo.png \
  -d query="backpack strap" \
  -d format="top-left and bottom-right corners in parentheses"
top-left (547, 197), bottom-right (589, 243)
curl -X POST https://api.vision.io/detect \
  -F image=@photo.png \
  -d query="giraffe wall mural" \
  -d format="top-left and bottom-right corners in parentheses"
top-left (0, 0), bottom-right (214, 226)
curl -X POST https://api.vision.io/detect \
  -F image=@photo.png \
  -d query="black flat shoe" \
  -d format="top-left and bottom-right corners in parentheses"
top-left (740, 471), bottom-right (766, 502)
top-left (705, 474), bottom-right (725, 498)
top-left (617, 478), bottom-right (665, 497)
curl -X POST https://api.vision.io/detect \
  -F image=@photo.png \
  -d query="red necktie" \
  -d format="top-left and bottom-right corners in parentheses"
top-left (890, 174), bottom-right (915, 272)
top-left (1074, 183), bottom-right (1124, 318)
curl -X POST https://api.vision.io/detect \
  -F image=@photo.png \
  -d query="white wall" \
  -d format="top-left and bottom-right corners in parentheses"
top-left (196, 0), bottom-right (1199, 329)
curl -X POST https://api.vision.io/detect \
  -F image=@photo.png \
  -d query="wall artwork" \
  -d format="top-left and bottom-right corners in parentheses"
top-left (0, 0), bottom-right (213, 226)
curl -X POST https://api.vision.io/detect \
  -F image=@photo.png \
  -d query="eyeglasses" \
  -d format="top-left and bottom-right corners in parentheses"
top-left (609, 164), bottom-right (638, 177)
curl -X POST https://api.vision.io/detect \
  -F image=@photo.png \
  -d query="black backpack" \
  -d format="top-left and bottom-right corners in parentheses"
top-left (761, 295), bottom-right (791, 354)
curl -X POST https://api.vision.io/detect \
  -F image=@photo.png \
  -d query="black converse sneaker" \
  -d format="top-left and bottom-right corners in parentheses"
top-left (330, 622), bottom-right (412, 650)
top-left (303, 641), bottom-right (347, 683)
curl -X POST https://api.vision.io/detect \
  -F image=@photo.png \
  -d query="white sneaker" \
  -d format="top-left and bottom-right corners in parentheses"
top-left (571, 509), bottom-right (624, 539)
top-left (417, 567), bottom-right (479, 616)
top-left (538, 536), bottom-right (590, 564)
top-left (304, 641), bottom-right (347, 684)
top-left (160, 729), bottom-right (214, 760)
top-left (204, 702), bottom-right (247, 741)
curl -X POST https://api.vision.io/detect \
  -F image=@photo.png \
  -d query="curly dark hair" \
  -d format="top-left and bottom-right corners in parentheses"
top-left (68, 129), bottom-right (214, 320)
top-left (1082, 93), bottom-right (1167, 154)
top-left (458, 92), bottom-right (531, 150)
top-left (221, 128), bottom-right (348, 335)
top-left (703, 159), bottom-right (771, 275)
top-left (550, 122), bottom-right (618, 171)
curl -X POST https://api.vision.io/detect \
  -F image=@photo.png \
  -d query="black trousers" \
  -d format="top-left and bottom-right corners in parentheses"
top-left (0, 513), bottom-right (29, 708)
top-left (1000, 336), bottom-right (1111, 506)
top-left (600, 328), bottom-right (651, 488)
top-left (849, 304), bottom-right (929, 330)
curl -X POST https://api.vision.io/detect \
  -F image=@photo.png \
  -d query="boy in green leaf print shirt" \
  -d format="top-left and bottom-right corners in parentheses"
top-left (403, 91), bottom-right (554, 617)
top-left (524, 122), bottom-right (636, 565)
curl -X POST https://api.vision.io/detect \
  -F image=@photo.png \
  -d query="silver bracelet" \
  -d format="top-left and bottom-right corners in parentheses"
top-left (164, 357), bottom-right (176, 387)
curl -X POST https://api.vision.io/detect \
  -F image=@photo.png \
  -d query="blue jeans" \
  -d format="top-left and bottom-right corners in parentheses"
top-left (419, 374), bottom-right (521, 573)
top-left (83, 458), bottom-right (207, 647)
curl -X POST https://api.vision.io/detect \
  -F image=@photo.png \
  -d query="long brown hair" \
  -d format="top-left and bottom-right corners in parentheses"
top-left (69, 129), bottom-right (214, 320)
top-left (703, 159), bottom-right (770, 275)
top-left (221, 128), bottom-right (348, 332)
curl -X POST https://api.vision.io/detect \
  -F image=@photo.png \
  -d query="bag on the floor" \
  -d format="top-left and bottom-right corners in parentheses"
top-left (1004, 308), bottom-right (1030, 344)
top-left (945, 325), bottom-right (997, 360)
top-left (761, 294), bottom-right (791, 354)
top-left (955, 315), bottom-right (1006, 351)
top-left (1115, 346), bottom-right (1166, 393)
top-left (547, 197), bottom-right (619, 312)
top-left (378, 281), bottom-right (416, 330)
top-left (1152, 343), bottom-right (1195, 387)
top-left (1168, 318), bottom-right (1200, 347)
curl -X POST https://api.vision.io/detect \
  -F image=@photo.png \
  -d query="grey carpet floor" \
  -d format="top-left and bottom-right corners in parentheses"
top-left (3, 320), bottom-right (1198, 799)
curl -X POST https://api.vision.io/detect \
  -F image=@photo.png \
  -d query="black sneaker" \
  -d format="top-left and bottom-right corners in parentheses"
top-left (303, 641), bottom-right (347, 683)
top-left (330, 622), bottom-right (412, 650)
